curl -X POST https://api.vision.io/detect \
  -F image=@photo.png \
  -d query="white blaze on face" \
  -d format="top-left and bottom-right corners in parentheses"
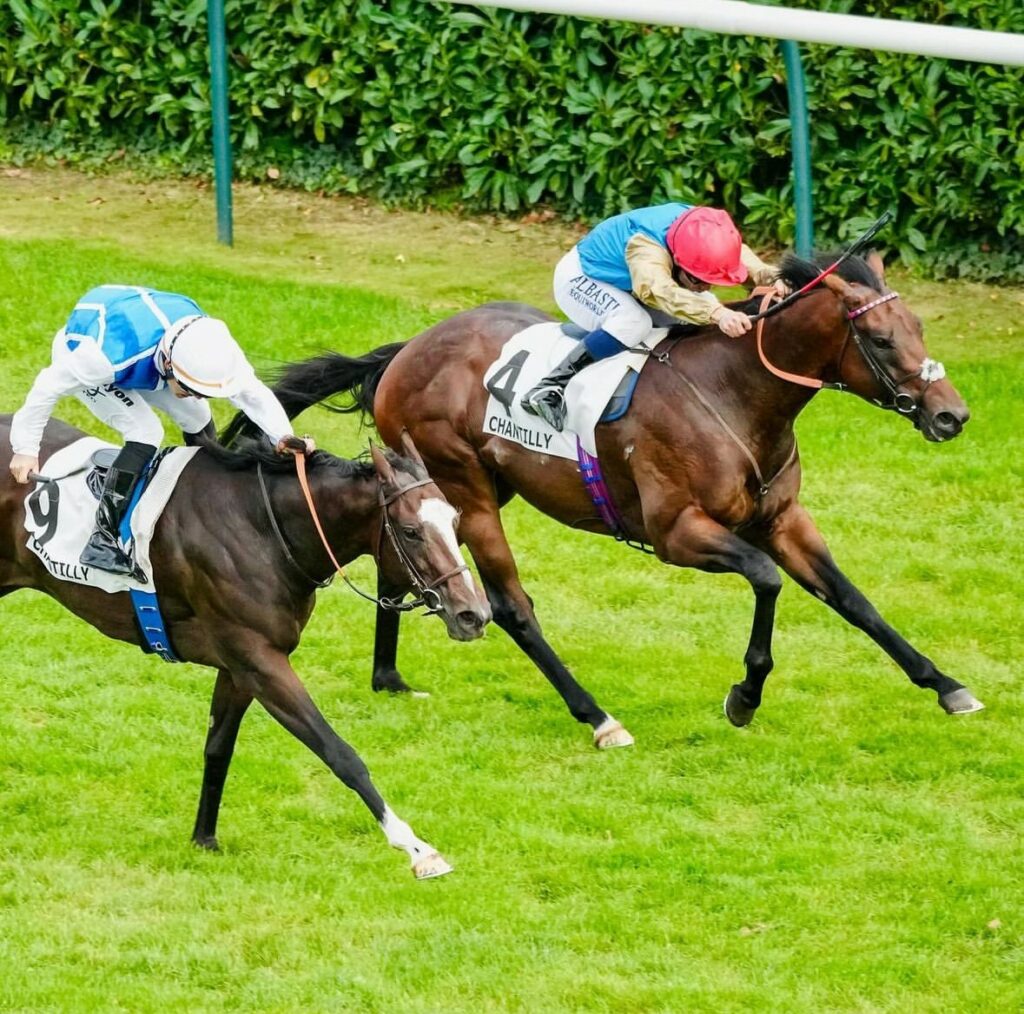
top-left (418, 497), bottom-right (474, 594)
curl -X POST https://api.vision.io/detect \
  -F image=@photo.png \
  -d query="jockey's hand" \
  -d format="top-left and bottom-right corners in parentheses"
top-left (9, 453), bottom-right (39, 484)
top-left (713, 308), bottom-right (753, 338)
top-left (276, 435), bottom-right (316, 456)
top-left (772, 278), bottom-right (791, 297)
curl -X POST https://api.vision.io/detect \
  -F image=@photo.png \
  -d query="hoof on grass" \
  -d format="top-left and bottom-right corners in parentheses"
top-left (593, 718), bottom-right (635, 750)
top-left (413, 852), bottom-right (453, 880)
top-left (939, 688), bottom-right (985, 715)
top-left (724, 685), bottom-right (758, 728)
top-left (372, 669), bottom-right (424, 696)
top-left (192, 835), bottom-right (220, 853)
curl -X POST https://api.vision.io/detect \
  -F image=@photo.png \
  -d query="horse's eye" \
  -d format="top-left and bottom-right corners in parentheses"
top-left (402, 526), bottom-right (422, 541)
top-left (871, 334), bottom-right (894, 350)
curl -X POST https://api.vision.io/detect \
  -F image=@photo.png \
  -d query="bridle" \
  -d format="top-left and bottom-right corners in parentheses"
top-left (842, 293), bottom-right (946, 416)
top-left (743, 209), bottom-right (946, 418)
top-left (753, 287), bottom-right (946, 418)
top-left (257, 456), bottom-right (469, 613)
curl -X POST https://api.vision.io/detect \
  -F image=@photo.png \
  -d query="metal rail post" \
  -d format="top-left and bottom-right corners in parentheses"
top-left (780, 40), bottom-right (813, 258)
top-left (207, 0), bottom-right (233, 246)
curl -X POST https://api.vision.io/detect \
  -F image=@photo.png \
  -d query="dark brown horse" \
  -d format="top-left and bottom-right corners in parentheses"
top-left (0, 416), bottom-right (490, 878)
top-left (232, 253), bottom-right (982, 747)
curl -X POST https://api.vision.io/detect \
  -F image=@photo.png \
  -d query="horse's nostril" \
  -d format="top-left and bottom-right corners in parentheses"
top-left (934, 411), bottom-right (962, 436)
top-left (457, 610), bottom-right (483, 630)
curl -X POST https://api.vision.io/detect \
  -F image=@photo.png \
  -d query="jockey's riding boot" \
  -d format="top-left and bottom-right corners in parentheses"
top-left (520, 343), bottom-right (598, 431)
top-left (80, 441), bottom-right (153, 578)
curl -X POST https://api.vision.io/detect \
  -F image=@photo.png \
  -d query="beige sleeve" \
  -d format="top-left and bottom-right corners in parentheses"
top-left (625, 234), bottom-right (722, 325)
top-left (741, 244), bottom-right (781, 287)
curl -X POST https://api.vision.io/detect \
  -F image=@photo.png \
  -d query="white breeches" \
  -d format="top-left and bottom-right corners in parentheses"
top-left (552, 246), bottom-right (660, 348)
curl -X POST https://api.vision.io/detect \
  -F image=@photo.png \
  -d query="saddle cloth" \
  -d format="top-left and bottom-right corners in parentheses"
top-left (24, 438), bottom-right (200, 594)
top-left (482, 322), bottom-right (665, 458)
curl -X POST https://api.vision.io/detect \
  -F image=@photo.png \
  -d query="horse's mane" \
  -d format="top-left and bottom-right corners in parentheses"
top-left (200, 438), bottom-right (425, 483)
top-left (779, 251), bottom-right (883, 292)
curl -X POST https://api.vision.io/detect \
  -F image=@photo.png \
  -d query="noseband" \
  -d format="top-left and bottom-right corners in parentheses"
top-left (257, 458), bottom-right (468, 614)
top-left (754, 288), bottom-right (945, 416)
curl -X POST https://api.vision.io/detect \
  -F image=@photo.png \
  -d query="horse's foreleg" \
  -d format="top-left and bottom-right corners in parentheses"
top-left (234, 649), bottom-right (452, 878)
top-left (371, 572), bottom-right (416, 694)
top-left (461, 508), bottom-right (633, 749)
top-left (762, 503), bottom-right (982, 714)
top-left (192, 667), bottom-right (253, 851)
top-left (658, 508), bottom-right (783, 727)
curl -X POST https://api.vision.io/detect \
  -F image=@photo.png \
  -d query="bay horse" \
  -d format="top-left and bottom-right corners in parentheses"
top-left (228, 253), bottom-right (983, 747)
top-left (0, 417), bottom-right (490, 878)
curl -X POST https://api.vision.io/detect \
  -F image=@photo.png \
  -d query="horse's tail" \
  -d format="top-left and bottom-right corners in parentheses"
top-left (221, 342), bottom-right (406, 445)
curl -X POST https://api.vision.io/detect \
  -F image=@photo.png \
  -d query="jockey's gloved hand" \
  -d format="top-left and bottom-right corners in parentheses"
top-left (712, 307), bottom-right (753, 338)
top-left (276, 435), bottom-right (316, 456)
top-left (9, 453), bottom-right (39, 484)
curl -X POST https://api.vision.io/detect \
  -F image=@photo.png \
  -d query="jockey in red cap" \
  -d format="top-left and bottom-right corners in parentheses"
top-left (522, 203), bottom-right (788, 431)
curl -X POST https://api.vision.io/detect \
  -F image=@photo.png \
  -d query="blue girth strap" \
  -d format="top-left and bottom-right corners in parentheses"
top-left (121, 448), bottom-right (179, 663)
top-left (129, 590), bottom-right (180, 663)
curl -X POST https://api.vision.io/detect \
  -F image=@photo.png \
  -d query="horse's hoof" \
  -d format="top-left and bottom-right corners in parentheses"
top-left (939, 688), bottom-right (985, 715)
top-left (593, 717), bottom-right (635, 749)
top-left (192, 835), bottom-right (220, 852)
top-left (372, 669), bottom-right (419, 695)
top-left (412, 852), bottom-right (453, 880)
top-left (724, 686), bottom-right (758, 728)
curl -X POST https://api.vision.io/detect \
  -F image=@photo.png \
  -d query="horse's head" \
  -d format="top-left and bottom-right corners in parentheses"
top-left (369, 433), bottom-right (490, 641)
top-left (821, 254), bottom-right (969, 442)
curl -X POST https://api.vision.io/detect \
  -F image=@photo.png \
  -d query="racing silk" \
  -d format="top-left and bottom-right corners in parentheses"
top-left (65, 285), bottom-right (204, 390)
top-left (577, 203), bottom-right (690, 291)
top-left (9, 285), bottom-right (294, 457)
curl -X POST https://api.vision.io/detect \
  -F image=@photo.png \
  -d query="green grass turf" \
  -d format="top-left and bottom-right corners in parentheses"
top-left (0, 168), bottom-right (1022, 1012)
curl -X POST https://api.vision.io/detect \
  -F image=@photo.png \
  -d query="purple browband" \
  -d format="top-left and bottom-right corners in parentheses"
top-left (847, 291), bottom-right (900, 319)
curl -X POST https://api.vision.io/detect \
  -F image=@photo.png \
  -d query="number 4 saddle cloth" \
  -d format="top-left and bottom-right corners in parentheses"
top-left (482, 321), bottom-right (667, 459)
top-left (23, 437), bottom-right (199, 594)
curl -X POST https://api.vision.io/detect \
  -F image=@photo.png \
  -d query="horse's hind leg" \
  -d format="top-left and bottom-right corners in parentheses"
top-left (233, 649), bottom-right (451, 878)
top-left (192, 668), bottom-right (253, 851)
top-left (761, 503), bottom-right (982, 714)
top-left (459, 504), bottom-right (633, 749)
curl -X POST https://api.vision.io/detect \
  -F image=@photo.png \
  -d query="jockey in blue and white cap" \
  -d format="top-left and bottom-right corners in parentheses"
top-left (8, 284), bottom-right (313, 577)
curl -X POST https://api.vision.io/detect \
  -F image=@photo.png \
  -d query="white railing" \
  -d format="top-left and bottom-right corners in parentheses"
top-left (444, 0), bottom-right (1024, 66)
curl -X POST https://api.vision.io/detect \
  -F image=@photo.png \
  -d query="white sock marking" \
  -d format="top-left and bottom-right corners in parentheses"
top-left (380, 806), bottom-right (433, 861)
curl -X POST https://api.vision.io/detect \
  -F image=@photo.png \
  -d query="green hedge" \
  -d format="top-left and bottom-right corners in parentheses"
top-left (2, 0), bottom-right (1022, 278)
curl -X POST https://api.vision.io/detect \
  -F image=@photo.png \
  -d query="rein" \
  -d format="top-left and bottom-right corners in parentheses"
top-left (257, 455), bottom-right (467, 613)
top-left (752, 288), bottom-right (945, 416)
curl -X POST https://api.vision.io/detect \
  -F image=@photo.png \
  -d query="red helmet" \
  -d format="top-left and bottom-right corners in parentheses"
top-left (666, 207), bottom-right (748, 286)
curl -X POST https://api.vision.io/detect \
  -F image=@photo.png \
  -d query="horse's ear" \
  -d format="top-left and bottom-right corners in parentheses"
top-left (822, 273), bottom-right (860, 308)
top-left (865, 250), bottom-right (887, 288)
top-left (369, 441), bottom-right (397, 485)
top-left (398, 428), bottom-right (425, 467)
